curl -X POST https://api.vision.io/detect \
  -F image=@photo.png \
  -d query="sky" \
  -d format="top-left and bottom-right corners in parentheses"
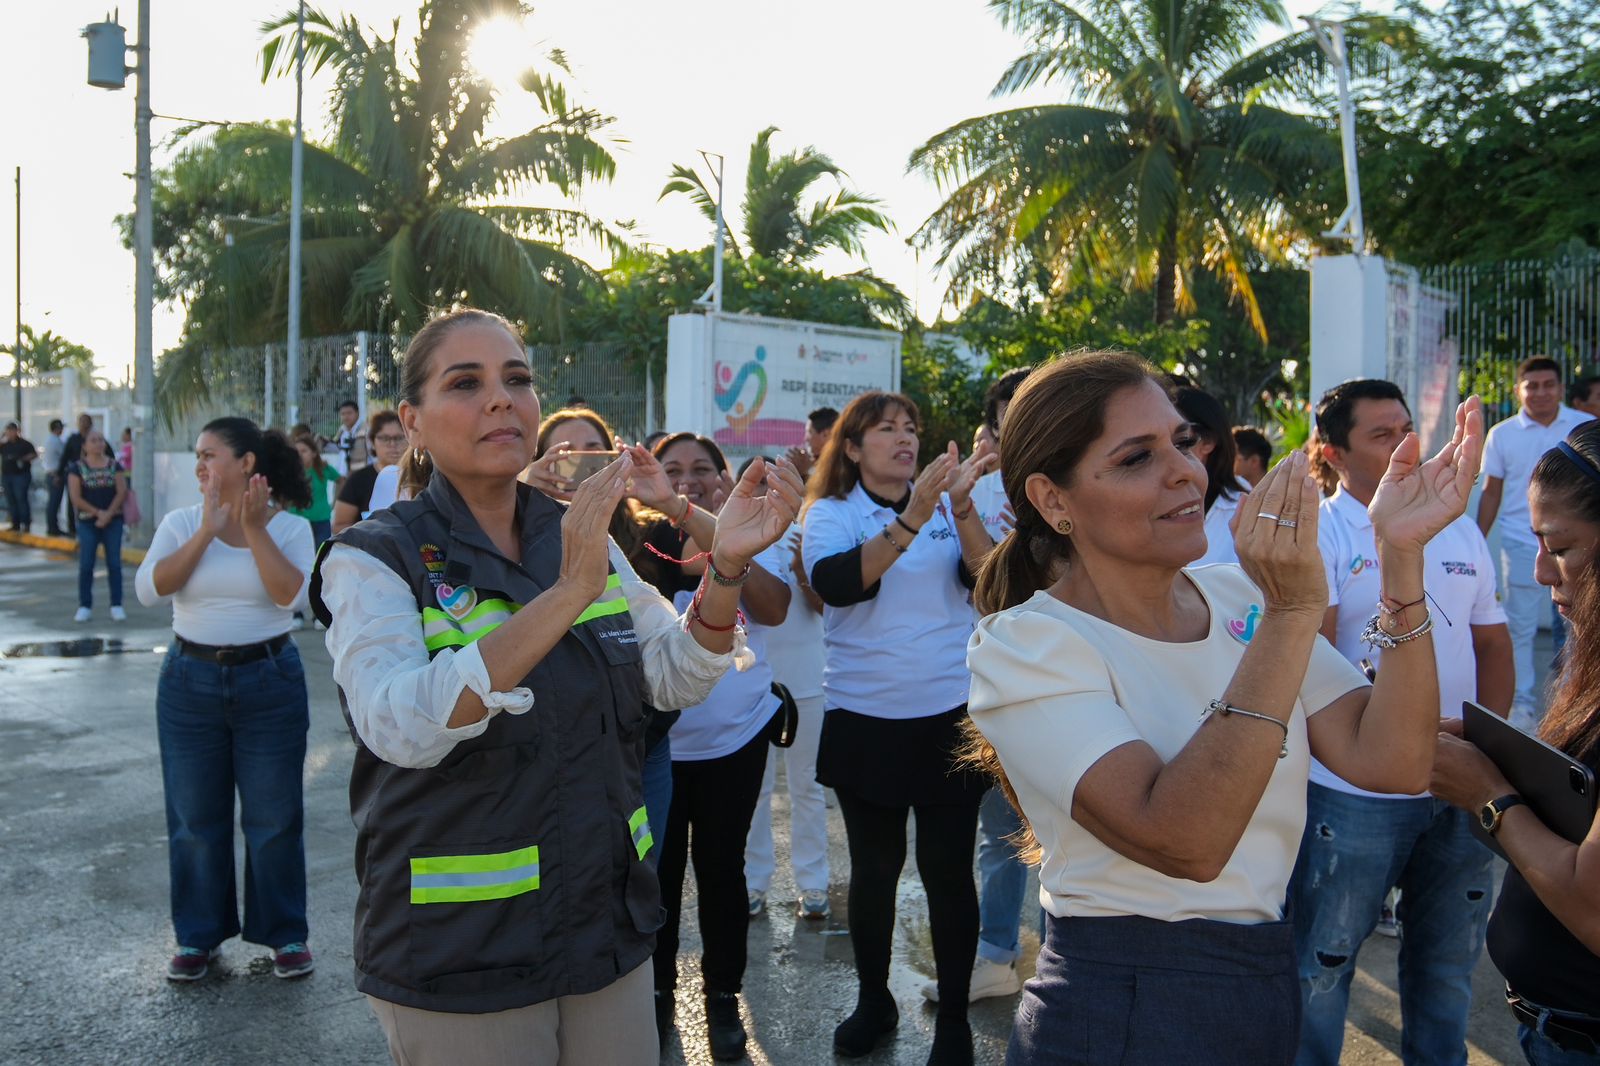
top-left (1, 0), bottom-right (1329, 382)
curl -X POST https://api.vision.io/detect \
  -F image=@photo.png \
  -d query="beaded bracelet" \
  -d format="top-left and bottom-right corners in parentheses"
top-left (880, 525), bottom-right (908, 553)
top-left (708, 557), bottom-right (752, 587)
top-left (1361, 611), bottom-right (1433, 650)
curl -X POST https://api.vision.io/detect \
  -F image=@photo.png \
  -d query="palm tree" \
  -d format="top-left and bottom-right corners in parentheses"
top-left (149, 0), bottom-right (619, 361)
top-left (910, 0), bottom-right (1404, 339)
top-left (1, 326), bottom-right (97, 384)
top-left (661, 126), bottom-right (893, 264)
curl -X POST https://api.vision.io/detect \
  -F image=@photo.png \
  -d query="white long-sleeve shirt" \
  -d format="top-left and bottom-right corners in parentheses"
top-left (319, 539), bottom-right (742, 769)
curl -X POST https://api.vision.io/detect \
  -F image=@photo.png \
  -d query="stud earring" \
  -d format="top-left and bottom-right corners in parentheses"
top-left (1056, 519), bottom-right (1073, 535)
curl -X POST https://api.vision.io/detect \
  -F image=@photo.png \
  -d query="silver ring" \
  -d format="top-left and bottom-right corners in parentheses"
top-left (1276, 519), bottom-right (1298, 528)
top-left (1256, 512), bottom-right (1281, 521)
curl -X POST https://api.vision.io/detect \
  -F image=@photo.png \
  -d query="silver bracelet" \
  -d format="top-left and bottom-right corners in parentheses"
top-left (1360, 611), bottom-right (1433, 651)
top-left (1201, 699), bottom-right (1289, 759)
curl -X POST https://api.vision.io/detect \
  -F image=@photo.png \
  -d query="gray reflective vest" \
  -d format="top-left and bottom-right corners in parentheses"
top-left (309, 475), bottom-right (659, 1014)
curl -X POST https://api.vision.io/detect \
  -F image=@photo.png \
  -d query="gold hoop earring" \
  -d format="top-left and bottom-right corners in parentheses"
top-left (1057, 519), bottom-right (1073, 535)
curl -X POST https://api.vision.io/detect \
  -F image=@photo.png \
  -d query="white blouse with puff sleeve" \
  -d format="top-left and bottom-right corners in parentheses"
top-left (319, 538), bottom-right (740, 770)
top-left (967, 564), bottom-right (1368, 925)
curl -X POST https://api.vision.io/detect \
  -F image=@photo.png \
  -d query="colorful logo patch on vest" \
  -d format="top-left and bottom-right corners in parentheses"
top-left (419, 543), bottom-right (446, 573)
top-left (1227, 604), bottom-right (1263, 645)
top-left (437, 583), bottom-right (478, 621)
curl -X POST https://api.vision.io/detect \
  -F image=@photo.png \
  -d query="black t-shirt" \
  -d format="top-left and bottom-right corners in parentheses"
top-left (1, 437), bottom-right (36, 476)
top-left (338, 464), bottom-right (380, 512)
top-left (1486, 744), bottom-right (1600, 1014)
top-left (57, 432), bottom-right (83, 476)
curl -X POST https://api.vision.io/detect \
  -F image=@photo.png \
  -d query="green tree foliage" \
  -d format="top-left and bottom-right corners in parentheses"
top-left (661, 127), bottom-right (894, 264)
top-left (1345, 0), bottom-right (1600, 264)
top-left (910, 0), bottom-right (1403, 339)
top-left (1, 326), bottom-right (98, 384)
top-left (140, 0), bottom-right (619, 375)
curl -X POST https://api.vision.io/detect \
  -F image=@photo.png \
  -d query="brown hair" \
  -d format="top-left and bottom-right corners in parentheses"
top-left (367, 409), bottom-right (401, 441)
top-left (293, 432), bottom-right (327, 477)
top-left (960, 350), bottom-right (1172, 863)
top-left (804, 391), bottom-right (921, 509)
top-left (1529, 421), bottom-right (1600, 763)
top-left (395, 309), bottom-right (524, 498)
top-left (534, 407), bottom-right (654, 578)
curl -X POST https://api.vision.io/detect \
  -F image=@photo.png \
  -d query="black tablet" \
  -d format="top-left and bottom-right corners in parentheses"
top-left (1462, 701), bottom-right (1597, 860)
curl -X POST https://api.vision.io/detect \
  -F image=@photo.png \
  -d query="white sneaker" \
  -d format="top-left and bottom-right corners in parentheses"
top-left (110, 606), bottom-right (127, 622)
top-left (920, 957), bottom-right (1022, 1004)
top-left (797, 889), bottom-right (831, 920)
top-left (73, 607), bottom-right (91, 623)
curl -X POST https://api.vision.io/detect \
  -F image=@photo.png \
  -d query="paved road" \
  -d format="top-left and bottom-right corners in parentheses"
top-left (0, 541), bottom-right (1526, 1065)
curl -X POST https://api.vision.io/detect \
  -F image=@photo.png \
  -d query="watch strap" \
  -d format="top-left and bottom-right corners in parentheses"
top-left (1484, 793), bottom-right (1526, 834)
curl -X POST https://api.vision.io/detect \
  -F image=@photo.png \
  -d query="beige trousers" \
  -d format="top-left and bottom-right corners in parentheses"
top-left (367, 959), bottom-right (656, 1066)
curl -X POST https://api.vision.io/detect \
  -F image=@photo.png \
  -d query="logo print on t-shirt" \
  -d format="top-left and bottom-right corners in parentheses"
top-left (1227, 604), bottom-right (1263, 644)
top-left (437, 583), bottom-right (478, 621)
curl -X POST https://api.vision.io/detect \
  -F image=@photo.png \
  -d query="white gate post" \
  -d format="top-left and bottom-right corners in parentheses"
top-left (264, 344), bottom-right (275, 428)
top-left (356, 331), bottom-right (370, 425)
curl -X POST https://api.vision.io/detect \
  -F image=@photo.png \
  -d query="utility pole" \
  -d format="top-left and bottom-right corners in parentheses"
top-left (13, 167), bottom-right (19, 424)
top-left (692, 151), bottom-right (726, 313)
top-left (1306, 18), bottom-right (1365, 254)
top-left (286, 0), bottom-right (305, 428)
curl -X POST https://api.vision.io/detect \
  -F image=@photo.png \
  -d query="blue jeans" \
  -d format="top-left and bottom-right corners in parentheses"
top-left (1520, 1023), bottom-right (1600, 1065)
top-left (76, 518), bottom-right (123, 608)
top-left (156, 641), bottom-right (310, 949)
top-left (977, 785), bottom-right (1030, 964)
top-left (641, 731), bottom-right (672, 870)
top-left (1290, 784), bottom-right (1494, 1066)
top-left (3, 472), bottom-right (30, 528)
top-left (309, 518), bottom-right (331, 549)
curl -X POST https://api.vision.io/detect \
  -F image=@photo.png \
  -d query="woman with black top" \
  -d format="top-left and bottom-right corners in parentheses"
top-left (1432, 419), bottom-right (1600, 1066)
top-left (68, 426), bottom-right (129, 622)
top-left (331, 410), bottom-right (406, 533)
top-left (800, 391), bottom-right (995, 1066)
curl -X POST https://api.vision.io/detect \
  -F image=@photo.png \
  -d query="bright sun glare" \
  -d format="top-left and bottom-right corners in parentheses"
top-left (467, 17), bottom-right (535, 90)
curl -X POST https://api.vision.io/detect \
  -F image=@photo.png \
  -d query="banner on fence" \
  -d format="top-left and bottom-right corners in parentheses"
top-left (665, 312), bottom-right (902, 453)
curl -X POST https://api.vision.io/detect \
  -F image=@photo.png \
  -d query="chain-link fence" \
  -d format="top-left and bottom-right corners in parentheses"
top-left (155, 333), bottom-right (660, 448)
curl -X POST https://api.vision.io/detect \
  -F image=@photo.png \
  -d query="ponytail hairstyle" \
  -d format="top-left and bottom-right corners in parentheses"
top-left (1529, 420), bottom-right (1600, 763)
top-left (961, 351), bottom-right (1171, 862)
top-left (804, 390), bottom-right (921, 511)
top-left (535, 406), bottom-right (650, 569)
top-left (202, 416), bottom-right (312, 510)
top-left (292, 432), bottom-right (327, 477)
top-left (395, 308), bottom-right (525, 498)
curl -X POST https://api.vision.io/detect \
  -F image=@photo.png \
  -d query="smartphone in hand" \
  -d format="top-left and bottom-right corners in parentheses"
top-left (553, 450), bottom-right (619, 485)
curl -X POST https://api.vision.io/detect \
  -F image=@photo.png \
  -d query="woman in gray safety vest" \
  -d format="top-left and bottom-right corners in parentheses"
top-left (309, 309), bottom-right (804, 1066)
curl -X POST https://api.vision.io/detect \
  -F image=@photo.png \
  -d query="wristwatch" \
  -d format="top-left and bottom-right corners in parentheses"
top-left (1479, 794), bottom-right (1526, 836)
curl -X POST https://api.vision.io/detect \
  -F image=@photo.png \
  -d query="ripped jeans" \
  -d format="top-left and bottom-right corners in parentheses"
top-left (1288, 784), bottom-right (1493, 1066)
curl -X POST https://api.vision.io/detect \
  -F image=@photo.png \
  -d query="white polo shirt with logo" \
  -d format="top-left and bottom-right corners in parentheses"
top-left (1482, 405), bottom-right (1593, 548)
top-left (970, 469), bottom-right (1011, 542)
top-left (1312, 487), bottom-right (1506, 799)
top-left (801, 482), bottom-right (974, 717)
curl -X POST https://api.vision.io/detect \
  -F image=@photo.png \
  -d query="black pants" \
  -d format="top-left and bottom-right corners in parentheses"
top-left (654, 725), bottom-right (770, 996)
top-left (836, 787), bottom-right (982, 1019)
top-left (46, 473), bottom-right (66, 534)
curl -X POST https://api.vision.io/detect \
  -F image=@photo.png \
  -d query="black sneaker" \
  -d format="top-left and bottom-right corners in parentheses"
top-left (167, 946), bottom-right (220, 982)
top-left (833, 992), bottom-right (898, 1057)
top-left (926, 1016), bottom-right (974, 1066)
top-left (655, 990), bottom-right (675, 1051)
top-left (706, 991), bottom-right (747, 1062)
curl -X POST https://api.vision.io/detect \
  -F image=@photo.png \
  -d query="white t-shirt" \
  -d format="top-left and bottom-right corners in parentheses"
top-left (1483, 405), bottom-right (1593, 547)
top-left (666, 541), bottom-right (787, 761)
top-left (970, 469), bottom-right (1012, 542)
top-left (366, 465), bottom-right (401, 516)
top-left (968, 564), bottom-right (1368, 923)
top-left (135, 506), bottom-right (315, 644)
top-left (802, 483), bottom-right (974, 717)
top-left (1312, 488), bottom-right (1506, 798)
top-left (762, 524), bottom-right (825, 700)
top-left (1193, 481), bottom-right (1250, 567)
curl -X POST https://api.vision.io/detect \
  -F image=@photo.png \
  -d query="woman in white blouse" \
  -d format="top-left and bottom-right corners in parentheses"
top-left (134, 417), bottom-right (316, 984)
top-left (965, 352), bottom-right (1483, 1065)
top-left (309, 309), bottom-right (802, 1066)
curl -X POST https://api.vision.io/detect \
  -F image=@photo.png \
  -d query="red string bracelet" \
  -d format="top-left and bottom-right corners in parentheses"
top-left (688, 580), bottom-right (743, 632)
top-left (667, 497), bottom-right (695, 530)
top-left (644, 541), bottom-right (711, 567)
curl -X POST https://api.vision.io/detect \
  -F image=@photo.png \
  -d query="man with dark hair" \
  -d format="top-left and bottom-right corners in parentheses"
top-left (1568, 374), bottom-right (1600, 419)
top-left (1292, 378), bottom-right (1513, 1066)
top-left (42, 418), bottom-right (66, 535)
top-left (1232, 426), bottom-right (1271, 486)
top-left (1477, 356), bottom-right (1590, 726)
top-left (984, 366), bottom-right (1034, 435)
top-left (787, 407), bottom-right (839, 480)
top-left (1, 421), bottom-right (38, 531)
top-left (333, 399), bottom-right (367, 474)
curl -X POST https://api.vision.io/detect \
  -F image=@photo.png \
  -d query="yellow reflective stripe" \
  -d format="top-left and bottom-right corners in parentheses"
top-left (628, 806), bottom-right (653, 860)
top-left (421, 598), bottom-right (520, 628)
top-left (410, 845), bottom-right (541, 904)
top-left (423, 619), bottom-right (508, 652)
top-left (572, 573), bottom-right (627, 627)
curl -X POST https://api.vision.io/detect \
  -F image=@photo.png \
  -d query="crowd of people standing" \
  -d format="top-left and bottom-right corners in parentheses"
top-left (97, 307), bottom-right (1600, 1066)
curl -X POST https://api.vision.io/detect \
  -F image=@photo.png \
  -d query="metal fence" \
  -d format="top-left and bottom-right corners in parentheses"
top-left (1423, 252), bottom-right (1600, 424)
top-left (155, 333), bottom-right (659, 449)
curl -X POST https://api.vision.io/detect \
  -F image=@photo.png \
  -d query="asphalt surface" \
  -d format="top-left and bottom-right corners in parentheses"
top-left (0, 539), bottom-right (1529, 1065)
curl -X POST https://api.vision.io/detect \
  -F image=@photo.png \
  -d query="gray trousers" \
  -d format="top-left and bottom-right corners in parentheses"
top-left (368, 959), bottom-right (656, 1066)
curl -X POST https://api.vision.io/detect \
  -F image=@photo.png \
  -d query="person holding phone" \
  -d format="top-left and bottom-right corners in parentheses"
top-left (312, 310), bottom-right (802, 1066)
top-left (1432, 419), bottom-right (1600, 1066)
top-left (965, 351), bottom-right (1484, 1066)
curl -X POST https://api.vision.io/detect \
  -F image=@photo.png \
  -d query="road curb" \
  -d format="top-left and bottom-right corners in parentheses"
top-left (0, 528), bottom-right (147, 565)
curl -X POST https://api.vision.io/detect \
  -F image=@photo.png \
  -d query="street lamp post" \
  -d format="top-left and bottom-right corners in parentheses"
top-left (84, 4), bottom-right (154, 543)
top-left (286, 0), bottom-right (305, 428)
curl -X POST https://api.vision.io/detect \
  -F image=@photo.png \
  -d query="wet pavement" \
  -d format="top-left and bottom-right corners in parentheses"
top-left (0, 540), bottom-right (1525, 1064)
